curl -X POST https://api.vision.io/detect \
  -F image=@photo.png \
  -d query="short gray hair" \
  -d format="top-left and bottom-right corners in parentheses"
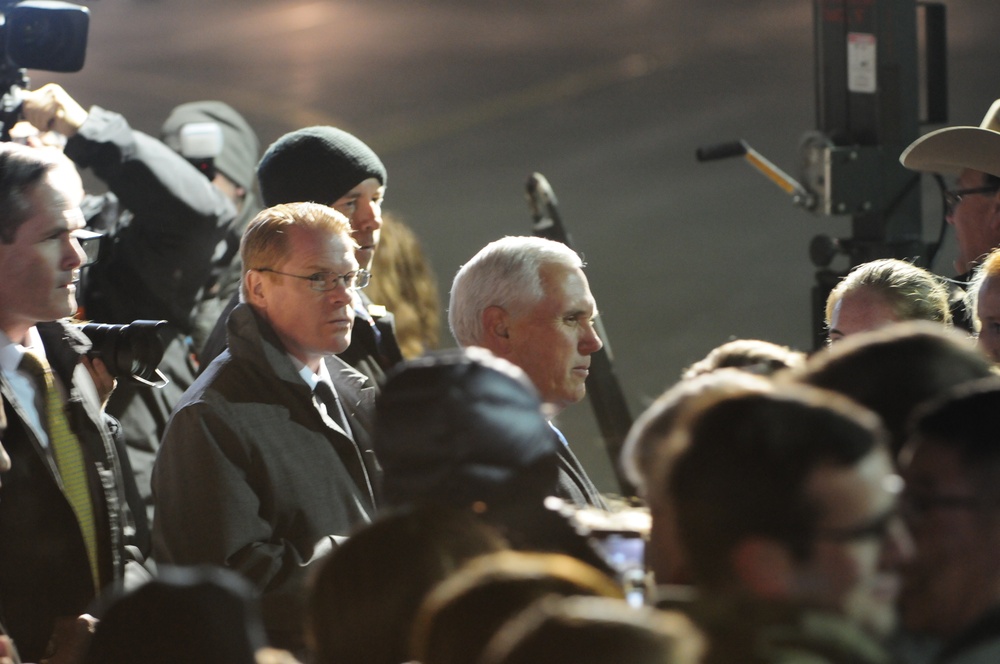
top-left (449, 236), bottom-right (583, 346)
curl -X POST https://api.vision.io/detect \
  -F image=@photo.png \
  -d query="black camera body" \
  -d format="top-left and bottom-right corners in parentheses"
top-left (80, 319), bottom-right (169, 388)
top-left (0, 0), bottom-right (90, 139)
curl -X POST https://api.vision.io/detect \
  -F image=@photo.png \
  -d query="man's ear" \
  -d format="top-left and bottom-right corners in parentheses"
top-left (730, 537), bottom-right (797, 600)
top-left (244, 269), bottom-right (267, 308)
top-left (481, 306), bottom-right (511, 351)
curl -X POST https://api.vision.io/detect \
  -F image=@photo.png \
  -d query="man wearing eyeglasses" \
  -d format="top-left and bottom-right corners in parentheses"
top-left (900, 100), bottom-right (1000, 331)
top-left (651, 386), bottom-right (913, 663)
top-left (199, 125), bottom-right (403, 386)
top-left (897, 378), bottom-right (1000, 663)
top-left (152, 202), bottom-right (379, 652)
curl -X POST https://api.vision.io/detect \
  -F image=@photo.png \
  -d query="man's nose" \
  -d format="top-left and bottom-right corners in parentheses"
top-left (352, 200), bottom-right (382, 233)
top-left (64, 234), bottom-right (85, 271)
top-left (327, 280), bottom-right (355, 307)
top-left (581, 321), bottom-right (603, 354)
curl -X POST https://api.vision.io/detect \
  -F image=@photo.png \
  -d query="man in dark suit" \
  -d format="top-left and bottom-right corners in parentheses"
top-left (152, 202), bottom-right (379, 651)
top-left (0, 142), bottom-right (143, 662)
top-left (449, 236), bottom-right (607, 508)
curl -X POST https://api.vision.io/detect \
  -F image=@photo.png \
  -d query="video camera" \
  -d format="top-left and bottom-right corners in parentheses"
top-left (0, 0), bottom-right (90, 140)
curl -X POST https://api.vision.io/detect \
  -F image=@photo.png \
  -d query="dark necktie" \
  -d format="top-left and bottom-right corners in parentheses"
top-left (20, 351), bottom-right (99, 591)
top-left (314, 380), bottom-right (352, 439)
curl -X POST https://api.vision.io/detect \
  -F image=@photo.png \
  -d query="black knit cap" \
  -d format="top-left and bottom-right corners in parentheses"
top-left (256, 125), bottom-right (387, 207)
top-left (160, 101), bottom-right (260, 190)
top-left (375, 347), bottom-right (559, 509)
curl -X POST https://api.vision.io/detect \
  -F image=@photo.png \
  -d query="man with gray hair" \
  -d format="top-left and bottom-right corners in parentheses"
top-left (449, 236), bottom-right (606, 507)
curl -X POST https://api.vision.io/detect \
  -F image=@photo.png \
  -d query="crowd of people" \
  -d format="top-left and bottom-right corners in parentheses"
top-left (1, 82), bottom-right (1000, 664)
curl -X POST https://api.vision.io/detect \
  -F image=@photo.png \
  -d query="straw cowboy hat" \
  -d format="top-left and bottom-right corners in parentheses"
top-left (900, 100), bottom-right (1000, 177)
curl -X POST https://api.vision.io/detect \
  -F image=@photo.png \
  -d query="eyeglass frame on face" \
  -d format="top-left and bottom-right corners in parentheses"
top-left (251, 267), bottom-right (370, 292)
top-left (943, 185), bottom-right (1000, 212)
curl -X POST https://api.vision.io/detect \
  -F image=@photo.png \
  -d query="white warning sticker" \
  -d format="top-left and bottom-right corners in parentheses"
top-left (847, 32), bottom-right (877, 94)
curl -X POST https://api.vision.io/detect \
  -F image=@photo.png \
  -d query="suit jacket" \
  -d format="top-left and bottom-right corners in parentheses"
top-left (550, 425), bottom-right (608, 509)
top-left (0, 321), bottom-right (139, 662)
top-left (336, 292), bottom-right (404, 386)
top-left (152, 303), bottom-right (379, 649)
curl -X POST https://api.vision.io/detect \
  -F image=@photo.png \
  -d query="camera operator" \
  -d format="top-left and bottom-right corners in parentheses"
top-left (20, 83), bottom-right (262, 544)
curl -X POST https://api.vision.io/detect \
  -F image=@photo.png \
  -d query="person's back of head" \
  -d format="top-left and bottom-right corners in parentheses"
top-left (680, 339), bottom-right (805, 380)
top-left (621, 369), bottom-right (774, 497)
top-left (477, 596), bottom-right (704, 664)
top-left (790, 320), bottom-right (995, 456)
top-left (410, 550), bottom-right (624, 664)
top-left (374, 347), bottom-right (559, 510)
top-left (307, 505), bottom-right (507, 664)
top-left (84, 565), bottom-right (266, 664)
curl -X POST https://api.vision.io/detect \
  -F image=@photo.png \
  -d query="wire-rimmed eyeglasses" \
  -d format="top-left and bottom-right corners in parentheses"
top-left (253, 267), bottom-right (370, 292)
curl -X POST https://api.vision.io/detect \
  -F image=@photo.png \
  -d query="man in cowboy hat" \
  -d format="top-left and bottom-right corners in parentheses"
top-left (900, 101), bottom-right (1000, 329)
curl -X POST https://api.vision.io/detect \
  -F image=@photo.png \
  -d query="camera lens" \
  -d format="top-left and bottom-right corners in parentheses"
top-left (79, 320), bottom-right (168, 385)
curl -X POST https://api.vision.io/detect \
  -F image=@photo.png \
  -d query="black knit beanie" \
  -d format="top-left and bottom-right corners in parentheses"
top-left (160, 101), bottom-right (260, 190)
top-left (256, 125), bottom-right (387, 207)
